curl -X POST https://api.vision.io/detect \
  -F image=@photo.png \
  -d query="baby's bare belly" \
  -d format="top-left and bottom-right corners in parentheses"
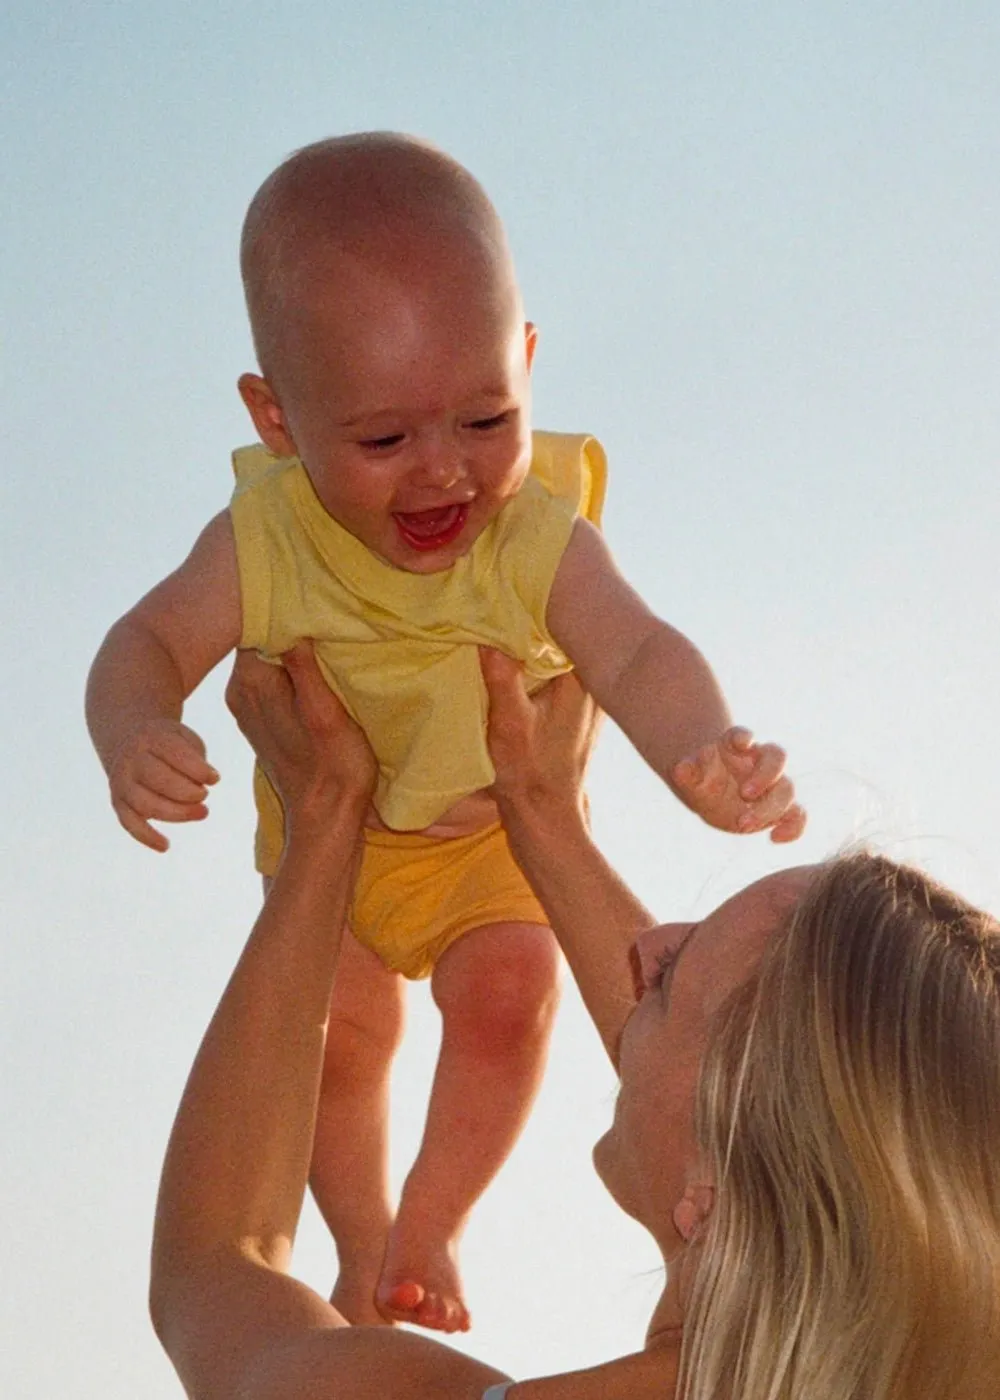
top-left (364, 788), bottom-right (500, 839)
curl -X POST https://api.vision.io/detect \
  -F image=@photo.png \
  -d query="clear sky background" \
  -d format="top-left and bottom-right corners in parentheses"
top-left (4, 2), bottom-right (999, 1395)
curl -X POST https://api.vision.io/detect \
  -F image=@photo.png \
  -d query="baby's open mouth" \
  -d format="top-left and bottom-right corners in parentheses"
top-left (393, 502), bottom-right (470, 551)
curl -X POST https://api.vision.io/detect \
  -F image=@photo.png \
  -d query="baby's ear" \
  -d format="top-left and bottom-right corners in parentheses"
top-left (524, 321), bottom-right (539, 371)
top-left (237, 373), bottom-right (298, 456)
top-left (672, 1182), bottom-right (715, 1242)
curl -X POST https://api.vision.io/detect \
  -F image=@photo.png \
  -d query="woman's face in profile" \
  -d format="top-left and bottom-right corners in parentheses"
top-left (594, 867), bottom-right (812, 1255)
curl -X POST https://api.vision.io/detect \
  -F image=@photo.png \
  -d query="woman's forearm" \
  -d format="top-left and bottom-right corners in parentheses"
top-left (151, 795), bottom-right (366, 1305)
top-left (499, 795), bottom-right (655, 1066)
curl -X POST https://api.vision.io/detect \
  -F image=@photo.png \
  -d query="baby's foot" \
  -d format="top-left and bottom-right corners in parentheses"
top-left (331, 1259), bottom-right (395, 1328)
top-left (376, 1223), bottom-right (470, 1333)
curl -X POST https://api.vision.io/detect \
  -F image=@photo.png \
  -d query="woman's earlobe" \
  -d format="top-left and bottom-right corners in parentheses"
top-left (672, 1183), bottom-right (715, 1241)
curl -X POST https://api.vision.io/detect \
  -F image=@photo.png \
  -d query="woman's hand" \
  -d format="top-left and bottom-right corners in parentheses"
top-left (480, 647), bottom-right (602, 821)
top-left (225, 643), bottom-right (377, 832)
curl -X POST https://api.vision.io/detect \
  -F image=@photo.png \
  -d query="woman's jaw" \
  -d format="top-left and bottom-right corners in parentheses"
top-left (594, 867), bottom-right (815, 1255)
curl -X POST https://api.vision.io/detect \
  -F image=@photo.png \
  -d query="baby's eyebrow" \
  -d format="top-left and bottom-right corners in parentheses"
top-left (338, 410), bottom-right (394, 428)
top-left (339, 388), bottom-right (516, 429)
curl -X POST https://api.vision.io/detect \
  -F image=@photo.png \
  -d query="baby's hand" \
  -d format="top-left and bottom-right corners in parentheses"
top-left (108, 718), bottom-right (220, 852)
top-left (671, 727), bottom-right (806, 844)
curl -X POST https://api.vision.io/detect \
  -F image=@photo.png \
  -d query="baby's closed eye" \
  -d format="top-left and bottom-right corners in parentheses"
top-left (464, 412), bottom-right (512, 432)
top-left (359, 433), bottom-right (406, 451)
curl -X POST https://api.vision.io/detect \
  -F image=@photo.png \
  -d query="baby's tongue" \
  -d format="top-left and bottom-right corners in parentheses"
top-left (396, 504), bottom-right (460, 537)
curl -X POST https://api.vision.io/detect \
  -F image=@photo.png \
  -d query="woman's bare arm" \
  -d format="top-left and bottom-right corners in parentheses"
top-left (148, 644), bottom-right (682, 1400)
top-left (480, 649), bottom-right (655, 1067)
top-left (149, 645), bottom-right (510, 1400)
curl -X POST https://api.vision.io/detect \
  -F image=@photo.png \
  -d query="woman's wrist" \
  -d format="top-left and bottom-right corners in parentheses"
top-left (495, 786), bottom-right (593, 891)
top-left (496, 779), bottom-right (588, 844)
top-left (280, 782), bottom-right (370, 863)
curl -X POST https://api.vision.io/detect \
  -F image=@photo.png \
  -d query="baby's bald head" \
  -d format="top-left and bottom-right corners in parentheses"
top-left (241, 133), bottom-right (520, 394)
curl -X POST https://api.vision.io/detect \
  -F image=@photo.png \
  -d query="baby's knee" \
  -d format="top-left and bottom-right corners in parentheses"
top-left (437, 924), bottom-right (561, 1050)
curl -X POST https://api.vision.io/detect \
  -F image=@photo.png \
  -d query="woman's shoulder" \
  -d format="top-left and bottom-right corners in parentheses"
top-left (235, 1328), bottom-right (677, 1400)
top-left (236, 1324), bottom-right (511, 1400)
top-left (499, 1345), bottom-right (680, 1400)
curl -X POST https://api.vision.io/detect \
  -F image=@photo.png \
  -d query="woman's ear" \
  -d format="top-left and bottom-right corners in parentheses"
top-left (672, 1182), bottom-right (715, 1242)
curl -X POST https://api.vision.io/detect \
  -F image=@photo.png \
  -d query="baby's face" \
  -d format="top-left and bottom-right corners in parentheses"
top-left (252, 255), bottom-right (536, 573)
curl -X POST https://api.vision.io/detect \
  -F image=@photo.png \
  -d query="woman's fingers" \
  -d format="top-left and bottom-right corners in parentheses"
top-left (225, 650), bottom-right (291, 740)
top-left (226, 644), bottom-right (377, 810)
top-left (282, 642), bottom-right (351, 740)
top-left (479, 647), bottom-right (534, 736)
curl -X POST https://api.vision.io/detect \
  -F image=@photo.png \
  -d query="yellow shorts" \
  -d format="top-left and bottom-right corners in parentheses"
top-left (253, 765), bottom-right (548, 980)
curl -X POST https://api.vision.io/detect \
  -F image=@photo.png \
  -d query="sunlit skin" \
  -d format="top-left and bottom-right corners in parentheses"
top-left (147, 644), bottom-right (813, 1397)
top-left (231, 234), bottom-right (552, 1334)
top-left (87, 136), bottom-right (805, 1342)
top-left (594, 868), bottom-right (815, 1260)
top-left (238, 245), bottom-right (538, 576)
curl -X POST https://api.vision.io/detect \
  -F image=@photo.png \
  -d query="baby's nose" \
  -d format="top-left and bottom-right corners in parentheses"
top-left (414, 437), bottom-right (466, 488)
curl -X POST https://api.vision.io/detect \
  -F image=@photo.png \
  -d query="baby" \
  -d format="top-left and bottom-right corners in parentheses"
top-left (86, 134), bottom-right (803, 1334)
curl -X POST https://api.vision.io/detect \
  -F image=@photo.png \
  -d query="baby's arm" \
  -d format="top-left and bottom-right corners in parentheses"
top-left (547, 520), bottom-right (803, 840)
top-left (86, 511), bottom-right (242, 851)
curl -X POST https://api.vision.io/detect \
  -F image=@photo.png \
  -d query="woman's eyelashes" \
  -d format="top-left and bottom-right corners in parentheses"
top-left (631, 942), bottom-right (677, 1000)
top-left (646, 947), bottom-right (678, 993)
top-left (644, 924), bottom-right (699, 999)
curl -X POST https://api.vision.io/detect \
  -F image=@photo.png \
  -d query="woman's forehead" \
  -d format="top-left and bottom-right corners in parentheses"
top-left (693, 866), bottom-right (814, 972)
top-left (726, 865), bottom-right (813, 921)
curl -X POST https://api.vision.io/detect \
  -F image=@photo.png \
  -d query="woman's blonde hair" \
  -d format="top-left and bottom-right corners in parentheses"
top-left (679, 852), bottom-right (1000, 1400)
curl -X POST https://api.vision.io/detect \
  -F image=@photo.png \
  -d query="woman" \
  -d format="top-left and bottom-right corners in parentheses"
top-left (150, 644), bottom-right (1000, 1399)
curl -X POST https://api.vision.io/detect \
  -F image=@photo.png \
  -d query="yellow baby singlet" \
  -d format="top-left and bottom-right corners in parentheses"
top-left (229, 430), bottom-right (606, 868)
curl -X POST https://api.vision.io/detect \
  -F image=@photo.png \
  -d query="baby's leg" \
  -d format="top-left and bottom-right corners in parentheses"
top-left (309, 925), bottom-right (406, 1326)
top-left (377, 921), bottom-right (561, 1332)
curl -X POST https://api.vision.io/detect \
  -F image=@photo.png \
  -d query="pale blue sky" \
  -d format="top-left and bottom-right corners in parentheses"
top-left (4, 2), bottom-right (999, 1395)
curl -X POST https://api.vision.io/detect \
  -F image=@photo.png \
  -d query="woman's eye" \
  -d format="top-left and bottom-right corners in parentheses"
top-left (359, 434), bottom-right (404, 451)
top-left (645, 949), bottom-right (676, 993)
top-left (631, 944), bottom-right (675, 1000)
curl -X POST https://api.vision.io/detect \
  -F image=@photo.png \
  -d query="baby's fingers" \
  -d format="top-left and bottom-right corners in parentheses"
top-left (768, 802), bottom-right (808, 844)
top-left (133, 752), bottom-right (213, 805)
top-left (738, 740), bottom-right (787, 801)
top-left (124, 782), bottom-right (210, 824)
top-left (114, 798), bottom-right (171, 853)
top-left (673, 738), bottom-right (731, 794)
top-left (736, 775), bottom-right (799, 834)
top-left (155, 726), bottom-right (220, 787)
